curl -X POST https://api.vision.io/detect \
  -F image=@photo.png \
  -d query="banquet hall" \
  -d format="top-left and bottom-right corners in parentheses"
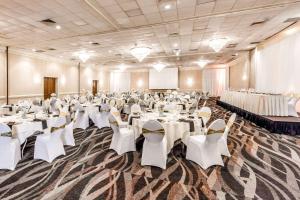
top-left (0, 0), bottom-right (300, 199)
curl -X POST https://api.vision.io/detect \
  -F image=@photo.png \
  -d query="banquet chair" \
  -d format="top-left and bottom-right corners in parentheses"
top-left (108, 114), bottom-right (136, 155)
top-left (34, 128), bottom-right (66, 163)
top-left (186, 119), bottom-right (225, 169)
top-left (94, 104), bottom-right (110, 129)
top-left (61, 121), bottom-right (75, 146)
top-left (73, 106), bottom-right (89, 130)
top-left (110, 107), bottom-right (128, 128)
top-left (288, 97), bottom-right (299, 117)
top-left (0, 123), bottom-right (21, 170)
top-left (141, 120), bottom-right (167, 169)
top-left (130, 104), bottom-right (142, 115)
top-left (197, 107), bottom-right (212, 127)
top-left (218, 113), bottom-right (236, 157)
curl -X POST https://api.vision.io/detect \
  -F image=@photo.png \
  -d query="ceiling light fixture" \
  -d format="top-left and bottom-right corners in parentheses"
top-left (209, 38), bottom-right (228, 52)
top-left (32, 48), bottom-right (36, 52)
top-left (153, 62), bottom-right (166, 72)
top-left (197, 60), bottom-right (209, 68)
top-left (130, 46), bottom-right (151, 62)
top-left (55, 25), bottom-right (61, 30)
top-left (74, 50), bottom-right (91, 63)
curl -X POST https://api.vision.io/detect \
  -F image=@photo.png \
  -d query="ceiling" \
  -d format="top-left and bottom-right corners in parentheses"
top-left (0, 0), bottom-right (300, 70)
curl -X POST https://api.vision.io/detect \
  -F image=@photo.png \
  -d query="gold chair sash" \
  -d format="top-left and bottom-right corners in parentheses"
top-left (198, 112), bottom-right (211, 118)
top-left (142, 128), bottom-right (165, 135)
top-left (109, 120), bottom-right (119, 127)
top-left (51, 124), bottom-right (66, 133)
top-left (206, 128), bottom-right (225, 135)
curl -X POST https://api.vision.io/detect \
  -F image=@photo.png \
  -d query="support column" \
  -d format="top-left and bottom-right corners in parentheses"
top-left (6, 46), bottom-right (8, 105)
top-left (78, 62), bottom-right (81, 95)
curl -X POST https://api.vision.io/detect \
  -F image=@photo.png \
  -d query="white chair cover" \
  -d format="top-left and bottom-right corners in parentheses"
top-left (61, 122), bottom-right (75, 146)
top-left (34, 129), bottom-right (65, 163)
top-left (73, 109), bottom-right (89, 130)
top-left (219, 113), bottom-right (236, 157)
top-left (141, 120), bottom-right (167, 169)
top-left (288, 97), bottom-right (299, 117)
top-left (197, 107), bottom-right (212, 127)
top-left (130, 104), bottom-right (141, 114)
top-left (0, 123), bottom-right (21, 170)
top-left (186, 132), bottom-right (224, 169)
top-left (108, 114), bottom-right (136, 155)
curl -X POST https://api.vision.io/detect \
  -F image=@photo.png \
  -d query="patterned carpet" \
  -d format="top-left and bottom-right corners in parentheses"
top-left (0, 99), bottom-right (299, 200)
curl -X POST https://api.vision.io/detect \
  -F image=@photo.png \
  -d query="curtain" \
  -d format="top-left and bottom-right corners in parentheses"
top-left (202, 68), bottom-right (227, 96)
top-left (254, 31), bottom-right (300, 94)
top-left (110, 72), bottom-right (131, 93)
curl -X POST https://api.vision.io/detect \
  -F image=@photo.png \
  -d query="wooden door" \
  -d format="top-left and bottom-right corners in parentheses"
top-left (44, 77), bottom-right (56, 100)
top-left (92, 80), bottom-right (98, 96)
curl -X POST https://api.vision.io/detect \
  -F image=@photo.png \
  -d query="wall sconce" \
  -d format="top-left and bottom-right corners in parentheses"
top-left (242, 74), bottom-right (247, 81)
top-left (33, 74), bottom-right (41, 84)
top-left (137, 79), bottom-right (143, 88)
top-left (60, 75), bottom-right (66, 86)
top-left (187, 77), bottom-right (193, 87)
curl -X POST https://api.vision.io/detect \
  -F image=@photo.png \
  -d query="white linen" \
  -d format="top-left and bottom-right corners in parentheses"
top-left (132, 112), bottom-right (204, 153)
top-left (220, 91), bottom-right (289, 116)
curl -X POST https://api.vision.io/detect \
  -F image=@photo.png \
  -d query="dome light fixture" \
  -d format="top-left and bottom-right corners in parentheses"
top-left (153, 62), bottom-right (166, 72)
top-left (209, 38), bottom-right (228, 52)
top-left (130, 46), bottom-right (151, 62)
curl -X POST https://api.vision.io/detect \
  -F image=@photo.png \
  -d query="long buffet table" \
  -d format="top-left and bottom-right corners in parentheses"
top-left (220, 91), bottom-right (289, 116)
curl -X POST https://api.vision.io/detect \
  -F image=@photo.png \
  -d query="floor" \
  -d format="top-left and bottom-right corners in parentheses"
top-left (0, 99), bottom-right (299, 200)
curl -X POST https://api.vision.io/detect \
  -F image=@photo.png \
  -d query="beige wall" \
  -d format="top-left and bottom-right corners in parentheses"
top-left (80, 66), bottom-right (110, 93)
top-left (179, 69), bottom-right (202, 91)
top-left (0, 50), bottom-right (6, 104)
top-left (130, 71), bottom-right (149, 91)
top-left (7, 52), bottom-right (79, 103)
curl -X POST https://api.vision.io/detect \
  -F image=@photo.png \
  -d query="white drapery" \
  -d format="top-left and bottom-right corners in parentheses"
top-left (254, 31), bottom-right (300, 94)
top-left (202, 68), bottom-right (227, 96)
top-left (110, 72), bottom-right (131, 93)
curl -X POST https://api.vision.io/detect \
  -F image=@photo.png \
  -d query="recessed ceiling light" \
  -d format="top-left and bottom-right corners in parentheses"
top-left (164, 4), bottom-right (171, 10)
top-left (108, 50), bottom-right (112, 53)
top-left (55, 25), bottom-right (61, 30)
top-left (32, 48), bottom-right (36, 52)
top-left (173, 43), bottom-right (178, 47)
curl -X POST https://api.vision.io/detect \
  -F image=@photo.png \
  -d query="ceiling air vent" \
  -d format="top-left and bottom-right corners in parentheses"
top-left (47, 48), bottom-right (56, 51)
top-left (169, 33), bottom-right (179, 37)
top-left (190, 48), bottom-right (198, 51)
top-left (250, 41), bottom-right (260, 45)
top-left (227, 43), bottom-right (237, 48)
top-left (35, 50), bottom-right (45, 53)
top-left (284, 17), bottom-right (300, 23)
top-left (40, 18), bottom-right (56, 26)
top-left (91, 42), bottom-right (100, 46)
top-left (250, 20), bottom-right (267, 26)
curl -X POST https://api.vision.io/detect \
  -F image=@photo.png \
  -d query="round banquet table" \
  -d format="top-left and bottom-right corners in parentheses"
top-left (132, 112), bottom-right (204, 153)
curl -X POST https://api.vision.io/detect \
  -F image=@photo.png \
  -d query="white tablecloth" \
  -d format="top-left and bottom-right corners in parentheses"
top-left (220, 91), bottom-right (289, 116)
top-left (0, 113), bottom-right (66, 144)
top-left (132, 112), bottom-right (204, 153)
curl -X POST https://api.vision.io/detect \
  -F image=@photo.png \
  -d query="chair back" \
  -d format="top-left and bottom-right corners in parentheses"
top-left (109, 99), bottom-right (116, 107)
top-left (142, 120), bottom-right (165, 143)
top-left (207, 119), bottom-right (226, 135)
top-left (0, 123), bottom-right (11, 134)
top-left (108, 114), bottom-right (120, 135)
top-left (227, 113), bottom-right (236, 129)
top-left (49, 116), bottom-right (66, 128)
top-left (131, 104), bottom-right (141, 114)
top-left (198, 107), bottom-right (212, 125)
top-left (205, 132), bottom-right (223, 144)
